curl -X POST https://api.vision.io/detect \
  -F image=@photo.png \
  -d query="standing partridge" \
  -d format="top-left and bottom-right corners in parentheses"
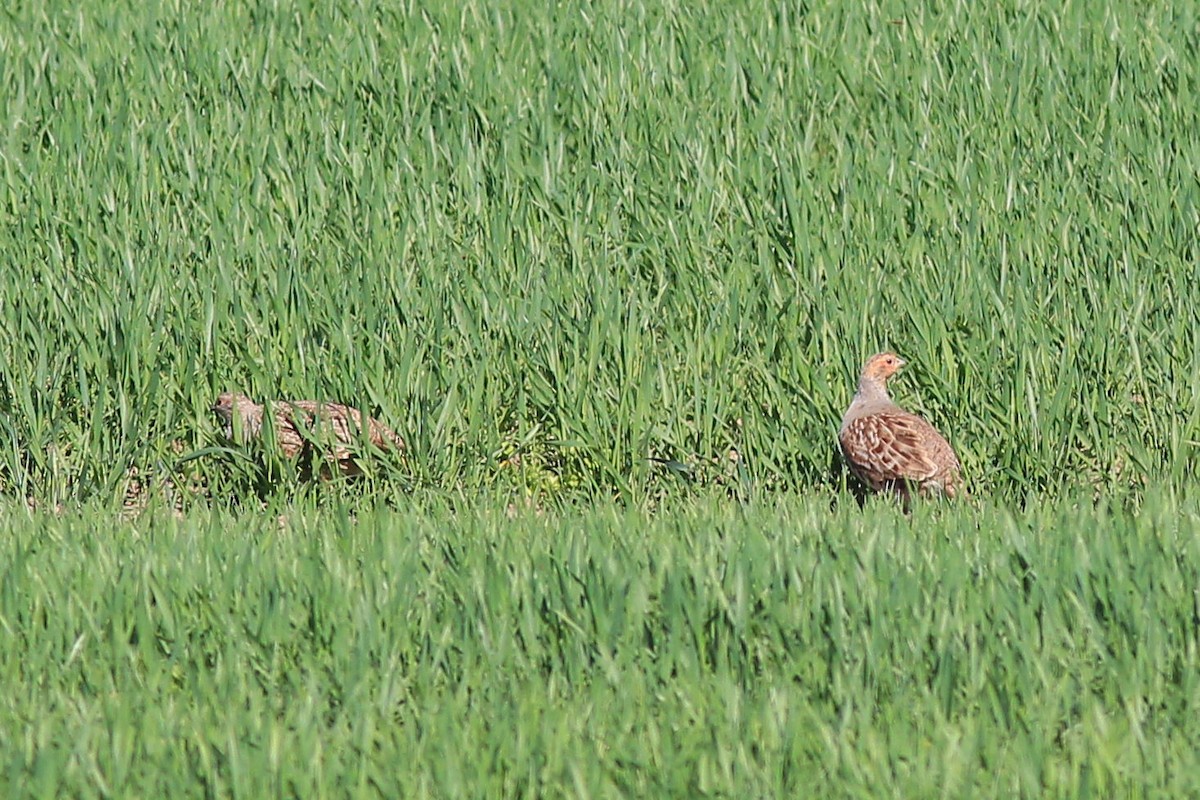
top-left (212, 392), bottom-right (405, 478)
top-left (838, 352), bottom-right (962, 503)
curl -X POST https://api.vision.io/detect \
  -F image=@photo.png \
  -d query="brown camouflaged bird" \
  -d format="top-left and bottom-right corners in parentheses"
top-left (838, 353), bottom-right (962, 503)
top-left (212, 392), bottom-right (404, 478)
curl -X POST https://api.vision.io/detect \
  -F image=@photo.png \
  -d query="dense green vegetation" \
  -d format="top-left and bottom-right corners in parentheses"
top-left (5, 495), bottom-right (1200, 797)
top-left (1, 0), bottom-right (1198, 504)
top-left (1, 0), bottom-right (1199, 795)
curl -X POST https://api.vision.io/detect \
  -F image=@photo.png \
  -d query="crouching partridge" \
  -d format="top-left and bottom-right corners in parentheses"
top-left (213, 392), bottom-right (404, 478)
top-left (838, 352), bottom-right (962, 503)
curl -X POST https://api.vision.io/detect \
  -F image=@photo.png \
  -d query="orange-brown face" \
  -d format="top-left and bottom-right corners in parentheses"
top-left (861, 352), bottom-right (906, 382)
top-left (211, 392), bottom-right (252, 421)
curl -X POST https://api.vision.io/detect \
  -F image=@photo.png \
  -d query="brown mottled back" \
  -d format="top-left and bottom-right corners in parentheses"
top-left (213, 392), bottom-right (404, 477)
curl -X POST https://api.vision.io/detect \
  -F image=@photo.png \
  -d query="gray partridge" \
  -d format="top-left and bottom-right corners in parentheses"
top-left (212, 392), bottom-right (404, 477)
top-left (838, 353), bottom-right (962, 502)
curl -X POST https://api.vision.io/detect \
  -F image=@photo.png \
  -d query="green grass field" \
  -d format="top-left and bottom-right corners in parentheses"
top-left (2, 0), bottom-right (1199, 796)
top-left (6, 496), bottom-right (1200, 797)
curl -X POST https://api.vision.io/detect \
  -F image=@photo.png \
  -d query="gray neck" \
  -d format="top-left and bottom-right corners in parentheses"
top-left (855, 376), bottom-right (891, 405)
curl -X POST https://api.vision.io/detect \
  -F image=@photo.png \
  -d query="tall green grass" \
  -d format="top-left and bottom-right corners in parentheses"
top-left (5, 4), bottom-right (1200, 796)
top-left (3, 492), bottom-right (1200, 796)
top-left (1, 0), bottom-right (1198, 505)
